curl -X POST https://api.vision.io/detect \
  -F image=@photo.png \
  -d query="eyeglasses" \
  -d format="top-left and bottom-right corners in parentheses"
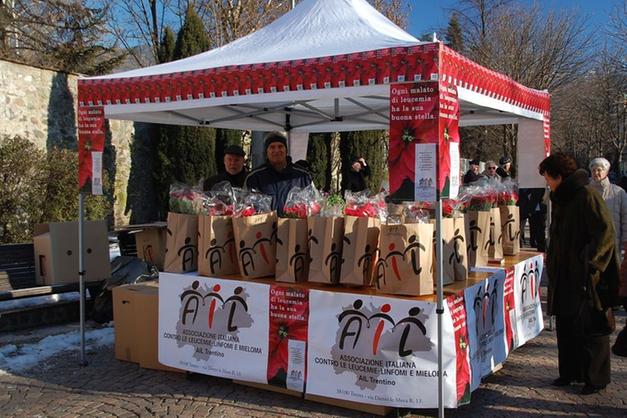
top-left (488, 167), bottom-right (497, 170)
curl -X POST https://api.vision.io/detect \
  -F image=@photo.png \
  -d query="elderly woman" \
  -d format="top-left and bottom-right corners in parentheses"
top-left (589, 157), bottom-right (627, 257)
top-left (540, 153), bottom-right (619, 395)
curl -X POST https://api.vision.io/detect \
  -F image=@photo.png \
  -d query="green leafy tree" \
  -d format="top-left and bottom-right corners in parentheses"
top-left (446, 13), bottom-right (464, 52)
top-left (0, 137), bottom-right (109, 244)
top-left (340, 131), bottom-right (387, 195)
top-left (0, 136), bottom-right (46, 243)
top-left (155, 7), bottom-right (216, 218)
top-left (43, 147), bottom-right (111, 223)
top-left (307, 133), bottom-right (332, 192)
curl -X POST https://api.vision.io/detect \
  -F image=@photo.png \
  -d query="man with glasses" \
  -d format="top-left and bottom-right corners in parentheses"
top-left (482, 160), bottom-right (501, 184)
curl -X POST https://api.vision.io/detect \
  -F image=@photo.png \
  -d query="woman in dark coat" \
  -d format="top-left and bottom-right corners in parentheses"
top-left (540, 153), bottom-right (619, 395)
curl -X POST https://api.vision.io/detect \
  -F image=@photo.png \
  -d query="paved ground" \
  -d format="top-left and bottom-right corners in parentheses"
top-left (0, 311), bottom-right (625, 418)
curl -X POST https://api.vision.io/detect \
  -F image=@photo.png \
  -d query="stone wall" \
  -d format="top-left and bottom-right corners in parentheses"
top-left (0, 59), bottom-right (133, 226)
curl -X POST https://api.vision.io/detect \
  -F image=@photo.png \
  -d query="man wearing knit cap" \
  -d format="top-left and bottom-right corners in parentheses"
top-left (463, 158), bottom-right (483, 184)
top-left (497, 155), bottom-right (512, 180)
top-left (203, 144), bottom-right (248, 190)
top-left (245, 131), bottom-right (312, 215)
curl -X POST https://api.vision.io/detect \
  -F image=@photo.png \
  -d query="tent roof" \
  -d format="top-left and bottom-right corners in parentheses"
top-left (90, 0), bottom-right (421, 80)
top-left (79, 0), bottom-right (550, 135)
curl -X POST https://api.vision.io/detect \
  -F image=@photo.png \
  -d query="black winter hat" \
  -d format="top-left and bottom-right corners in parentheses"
top-left (499, 156), bottom-right (512, 165)
top-left (469, 159), bottom-right (480, 166)
top-left (223, 145), bottom-right (245, 157)
top-left (264, 131), bottom-right (288, 151)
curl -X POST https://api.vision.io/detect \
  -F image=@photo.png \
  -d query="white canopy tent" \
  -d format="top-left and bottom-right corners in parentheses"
top-left (81, 0), bottom-right (549, 190)
top-left (76, 0), bottom-right (551, 413)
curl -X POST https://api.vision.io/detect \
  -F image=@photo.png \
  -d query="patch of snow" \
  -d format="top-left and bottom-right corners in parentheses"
top-left (0, 292), bottom-right (81, 313)
top-left (0, 326), bottom-right (114, 373)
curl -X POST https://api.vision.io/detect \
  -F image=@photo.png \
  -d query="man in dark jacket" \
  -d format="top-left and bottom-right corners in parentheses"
top-left (344, 157), bottom-right (371, 193)
top-left (245, 132), bottom-right (312, 215)
top-left (497, 155), bottom-right (512, 180)
top-left (203, 145), bottom-right (248, 190)
top-left (540, 153), bottom-right (619, 395)
top-left (463, 159), bottom-right (482, 184)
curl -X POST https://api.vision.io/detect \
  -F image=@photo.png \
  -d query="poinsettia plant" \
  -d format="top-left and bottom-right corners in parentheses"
top-left (282, 184), bottom-right (323, 218)
top-left (169, 182), bottom-right (204, 214)
top-left (344, 190), bottom-right (388, 220)
top-left (233, 189), bottom-right (272, 217)
top-left (498, 180), bottom-right (519, 206)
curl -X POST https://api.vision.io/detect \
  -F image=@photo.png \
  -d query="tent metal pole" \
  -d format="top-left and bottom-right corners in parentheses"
top-left (435, 196), bottom-right (445, 417)
top-left (78, 193), bottom-right (87, 366)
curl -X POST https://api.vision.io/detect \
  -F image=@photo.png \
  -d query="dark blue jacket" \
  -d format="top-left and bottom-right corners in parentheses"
top-left (245, 161), bottom-right (312, 215)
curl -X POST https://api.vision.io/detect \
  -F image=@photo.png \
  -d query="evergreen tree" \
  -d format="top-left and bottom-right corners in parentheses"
top-left (306, 133), bottom-right (332, 192)
top-left (158, 26), bottom-right (176, 64)
top-left (446, 13), bottom-right (464, 52)
top-left (155, 7), bottom-right (216, 218)
top-left (339, 131), bottom-right (386, 195)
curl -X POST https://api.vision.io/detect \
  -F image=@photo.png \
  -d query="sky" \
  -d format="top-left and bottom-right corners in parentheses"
top-left (407, 0), bottom-right (620, 40)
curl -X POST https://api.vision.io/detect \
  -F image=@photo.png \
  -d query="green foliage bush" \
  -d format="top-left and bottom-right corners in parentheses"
top-left (0, 136), bottom-right (111, 244)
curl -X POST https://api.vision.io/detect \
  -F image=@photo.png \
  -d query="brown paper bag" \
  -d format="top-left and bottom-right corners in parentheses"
top-left (232, 212), bottom-right (277, 279)
top-left (135, 227), bottom-right (166, 271)
top-left (276, 218), bottom-right (309, 283)
top-left (198, 215), bottom-right (238, 277)
top-left (340, 216), bottom-right (380, 286)
top-left (488, 207), bottom-right (504, 260)
top-left (308, 216), bottom-right (344, 284)
top-left (375, 223), bottom-right (434, 296)
top-left (439, 218), bottom-right (456, 285)
top-left (164, 212), bottom-right (199, 273)
top-left (452, 216), bottom-right (469, 281)
top-left (464, 211), bottom-right (490, 268)
top-left (500, 205), bottom-right (521, 255)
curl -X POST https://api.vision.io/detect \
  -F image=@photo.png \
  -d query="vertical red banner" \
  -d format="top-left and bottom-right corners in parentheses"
top-left (77, 106), bottom-right (105, 195)
top-left (268, 285), bottom-right (309, 392)
top-left (446, 293), bottom-right (471, 405)
top-left (503, 267), bottom-right (516, 354)
top-left (388, 81), bottom-right (461, 202)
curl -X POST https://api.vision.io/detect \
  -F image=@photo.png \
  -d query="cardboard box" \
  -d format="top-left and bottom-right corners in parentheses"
top-left (112, 284), bottom-right (140, 363)
top-left (134, 226), bottom-right (167, 270)
top-left (112, 282), bottom-right (182, 372)
top-left (34, 221), bottom-right (111, 285)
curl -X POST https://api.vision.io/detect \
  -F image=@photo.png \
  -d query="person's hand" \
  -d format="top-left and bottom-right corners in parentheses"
top-left (358, 157), bottom-right (367, 166)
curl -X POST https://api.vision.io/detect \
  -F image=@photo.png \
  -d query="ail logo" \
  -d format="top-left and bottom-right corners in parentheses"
top-left (374, 236), bottom-right (427, 288)
top-left (473, 280), bottom-right (498, 335)
top-left (504, 213), bottom-right (521, 242)
top-left (520, 260), bottom-right (539, 303)
top-left (180, 281), bottom-right (249, 332)
top-left (239, 231), bottom-right (273, 275)
top-left (205, 233), bottom-right (235, 274)
top-left (337, 299), bottom-right (429, 357)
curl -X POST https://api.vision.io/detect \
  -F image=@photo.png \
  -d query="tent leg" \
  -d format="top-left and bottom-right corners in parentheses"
top-left (435, 198), bottom-right (445, 418)
top-left (79, 193), bottom-right (88, 367)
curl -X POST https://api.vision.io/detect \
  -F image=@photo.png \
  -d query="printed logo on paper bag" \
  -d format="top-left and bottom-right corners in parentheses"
top-left (173, 280), bottom-right (256, 360)
top-left (289, 244), bottom-right (308, 281)
top-left (325, 243), bottom-right (342, 280)
top-left (239, 231), bottom-right (272, 276)
top-left (205, 234), bottom-right (236, 274)
top-left (326, 299), bottom-right (435, 390)
top-left (504, 213), bottom-right (521, 242)
top-left (468, 221), bottom-right (482, 253)
top-left (375, 236), bottom-right (426, 288)
top-left (449, 228), bottom-right (465, 265)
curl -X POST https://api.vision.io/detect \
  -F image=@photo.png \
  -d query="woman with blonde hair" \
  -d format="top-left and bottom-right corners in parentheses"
top-left (589, 157), bottom-right (627, 257)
